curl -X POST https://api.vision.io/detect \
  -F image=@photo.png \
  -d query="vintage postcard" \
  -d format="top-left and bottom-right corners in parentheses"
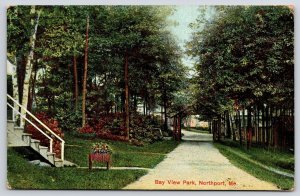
top-left (6, 5), bottom-right (294, 190)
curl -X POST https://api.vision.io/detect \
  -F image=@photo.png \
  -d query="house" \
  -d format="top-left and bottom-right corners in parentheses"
top-left (183, 115), bottom-right (208, 128)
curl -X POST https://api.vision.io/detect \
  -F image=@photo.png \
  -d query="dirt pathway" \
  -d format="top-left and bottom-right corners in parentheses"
top-left (123, 130), bottom-right (279, 190)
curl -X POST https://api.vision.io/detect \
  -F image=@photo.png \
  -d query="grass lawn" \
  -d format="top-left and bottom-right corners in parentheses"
top-left (65, 134), bottom-right (180, 168)
top-left (7, 135), bottom-right (180, 189)
top-left (214, 141), bottom-right (294, 190)
top-left (7, 148), bottom-right (146, 189)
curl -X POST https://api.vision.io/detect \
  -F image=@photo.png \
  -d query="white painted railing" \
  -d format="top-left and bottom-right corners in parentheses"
top-left (7, 102), bottom-right (54, 153)
top-left (7, 94), bottom-right (65, 162)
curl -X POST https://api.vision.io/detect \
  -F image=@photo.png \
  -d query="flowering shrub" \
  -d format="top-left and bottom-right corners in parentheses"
top-left (78, 112), bottom-right (162, 144)
top-left (78, 113), bottom-right (126, 139)
top-left (25, 112), bottom-right (64, 158)
top-left (78, 124), bottom-right (94, 134)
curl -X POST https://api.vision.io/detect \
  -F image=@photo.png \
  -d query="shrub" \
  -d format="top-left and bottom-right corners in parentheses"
top-left (78, 124), bottom-right (94, 134)
top-left (77, 113), bottom-right (163, 144)
top-left (55, 109), bottom-right (82, 133)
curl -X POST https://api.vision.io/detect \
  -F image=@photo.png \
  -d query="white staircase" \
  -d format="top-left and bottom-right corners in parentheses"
top-left (7, 94), bottom-right (65, 167)
top-left (7, 120), bottom-right (64, 167)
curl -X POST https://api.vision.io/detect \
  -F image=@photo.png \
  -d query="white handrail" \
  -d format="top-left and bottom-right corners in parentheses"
top-left (7, 102), bottom-right (53, 153)
top-left (7, 94), bottom-right (64, 161)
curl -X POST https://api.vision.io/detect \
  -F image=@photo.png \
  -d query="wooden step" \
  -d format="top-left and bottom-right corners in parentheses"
top-left (46, 152), bottom-right (56, 164)
top-left (39, 145), bottom-right (49, 156)
top-left (7, 120), bottom-right (15, 132)
top-left (14, 127), bottom-right (25, 135)
top-left (7, 129), bottom-right (30, 147)
top-left (30, 139), bottom-right (40, 151)
top-left (22, 133), bottom-right (32, 145)
top-left (30, 139), bottom-right (40, 143)
top-left (22, 133), bottom-right (32, 137)
top-left (54, 158), bottom-right (64, 167)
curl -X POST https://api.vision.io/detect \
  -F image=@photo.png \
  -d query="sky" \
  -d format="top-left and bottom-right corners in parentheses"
top-left (168, 6), bottom-right (199, 49)
top-left (168, 6), bottom-right (200, 76)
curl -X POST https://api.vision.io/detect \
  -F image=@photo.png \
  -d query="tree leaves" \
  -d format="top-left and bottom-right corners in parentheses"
top-left (188, 6), bottom-right (294, 119)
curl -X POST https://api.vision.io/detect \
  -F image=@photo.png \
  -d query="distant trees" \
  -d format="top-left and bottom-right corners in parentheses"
top-left (188, 6), bottom-right (294, 148)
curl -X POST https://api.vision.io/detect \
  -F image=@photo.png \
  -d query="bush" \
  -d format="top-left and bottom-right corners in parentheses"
top-left (129, 113), bottom-right (163, 144)
top-left (55, 109), bottom-right (82, 133)
top-left (77, 113), bottom-right (163, 144)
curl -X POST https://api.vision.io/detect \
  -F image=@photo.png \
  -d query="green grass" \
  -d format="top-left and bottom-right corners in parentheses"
top-left (217, 140), bottom-right (294, 172)
top-left (7, 135), bottom-right (179, 189)
top-left (65, 134), bottom-right (180, 168)
top-left (184, 127), bottom-right (210, 134)
top-left (214, 141), bottom-right (294, 190)
top-left (7, 148), bottom-right (146, 189)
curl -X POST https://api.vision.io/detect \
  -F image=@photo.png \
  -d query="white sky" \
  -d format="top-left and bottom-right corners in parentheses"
top-left (168, 5), bottom-right (199, 49)
top-left (168, 6), bottom-right (200, 76)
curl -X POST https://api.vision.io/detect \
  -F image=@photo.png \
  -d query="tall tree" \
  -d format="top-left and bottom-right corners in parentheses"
top-left (82, 15), bottom-right (89, 126)
top-left (20, 6), bottom-right (41, 126)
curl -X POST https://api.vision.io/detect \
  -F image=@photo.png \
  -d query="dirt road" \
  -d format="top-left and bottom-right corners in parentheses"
top-left (123, 130), bottom-right (279, 190)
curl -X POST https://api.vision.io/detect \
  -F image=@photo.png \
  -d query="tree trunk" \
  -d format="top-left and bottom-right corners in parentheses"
top-left (20, 6), bottom-right (41, 127)
top-left (266, 105), bottom-right (270, 147)
top-left (247, 106), bottom-right (252, 150)
top-left (270, 106), bottom-right (274, 147)
top-left (258, 105), bottom-right (262, 144)
top-left (27, 59), bottom-right (38, 112)
top-left (262, 105), bottom-right (265, 146)
top-left (17, 56), bottom-right (26, 105)
top-left (230, 113), bottom-right (236, 141)
top-left (12, 60), bottom-right (19, 122)
top-left (242, 108), bottom-right (246, 140)
top-left (73, 55), bottom-right (78, 111)
top-left (212, 120), bottom-right (216, 141)
top-left (124, 53), bottom-right (130, 140)
top-left (143, 98), bottom-right (146, 115)
top-left (161, 105), bottom-right (164, 127)
top-left (177, 114), bottom-right (182, 141)
top-left (82, 16), bottom-right (89, 127)
top-left (163, 93), bottom-right (168, 132)
top-left (242, 108), bottom-right (247, 136)
top-left (218, 116), bottom-right (221, 141)
top-left (237, 111), bottom-right (242, 145)
top-left (226, 110), bottom-right (231, 139)
top-left (254, 106), bottom-right (257, 143)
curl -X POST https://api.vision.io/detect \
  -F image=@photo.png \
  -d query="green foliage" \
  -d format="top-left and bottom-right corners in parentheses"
top-left (7, 6), bottom-right (34, 61)
top-left (55, 109), bottom-right (82, 133)
top-left (188, 6), bottom-right (294, 119)
top-left (7, 5), bottom-right (187, 123)
top-left (129, 114), bottom-right (163, 144)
